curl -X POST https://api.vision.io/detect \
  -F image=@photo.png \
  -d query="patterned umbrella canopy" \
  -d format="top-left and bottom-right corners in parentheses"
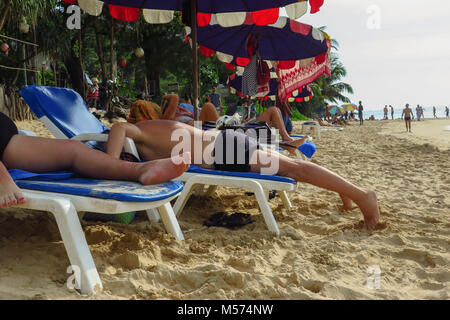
top-left (62, 0), bottom-right (325, 25)
top-left (342, 103), bottom-right (357, 112)
top-left (327, 105), bottom-right (345, 116)
top-left (188, 16), bottom-right (329, 66)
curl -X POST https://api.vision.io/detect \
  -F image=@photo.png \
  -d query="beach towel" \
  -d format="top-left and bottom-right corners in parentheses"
top-left (127, 100), bottom-right (163, 124)
top-left (274, 52), bottom-right (331, 101)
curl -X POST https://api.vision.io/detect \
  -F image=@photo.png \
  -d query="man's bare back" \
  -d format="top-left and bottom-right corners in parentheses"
top-left (120, 120), bottom-right (219, 164)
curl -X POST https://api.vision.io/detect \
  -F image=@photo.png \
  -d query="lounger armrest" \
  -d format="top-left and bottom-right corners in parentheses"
top-left (18, 129), bottom-right (37, 136)
top-left (71, 133), bottom-right (141, 160)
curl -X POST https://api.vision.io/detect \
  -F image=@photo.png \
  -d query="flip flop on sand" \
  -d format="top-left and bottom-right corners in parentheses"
top-left (203, 212), bottom-right (255, 229)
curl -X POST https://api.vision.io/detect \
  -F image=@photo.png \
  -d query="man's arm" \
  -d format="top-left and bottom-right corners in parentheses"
top-left (106, 122), bottom-right (143, 159)
top-left (161, 94), bottom-right (179, 120)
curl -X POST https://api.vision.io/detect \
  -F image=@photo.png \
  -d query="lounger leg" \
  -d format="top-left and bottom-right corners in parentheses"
top-left (157, 203), bottom-right (184, 240)
top-left (204, 185), bottom-right (218, 196)
top-left (173, 180), bottom-right (201, 217)
top-left (48, 198), bottom-right (102, 294)
top-left (279, 190), bottom-right (292, 209)
top-left (248, 182), bottom-right (280, 237)
top-left (146, 209), bottom-right (160, 222)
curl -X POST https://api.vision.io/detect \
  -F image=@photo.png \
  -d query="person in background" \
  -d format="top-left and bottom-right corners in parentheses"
top-left (402, 103), bottom-right (413, 132)
top-left (275, 95), bottom-right (294, 134)
top-left (445, 106), bottom-right (449, 118)
top-left (420, 106), bottom-right (425, 120)
top-left (383, 105), bottom-right (388, 120)
top-left (209, 87), bottom-right (223, 116)
top-left (87, 78), bottom-right (100, 109)
top-left (358, 101), bottom-right (364, 125)
top-left (433, 106), bottom-right (437, 118)
top-left (390, 105), bottom-right (394, 120)
top-left (416, 105), bottom-right (421, 121)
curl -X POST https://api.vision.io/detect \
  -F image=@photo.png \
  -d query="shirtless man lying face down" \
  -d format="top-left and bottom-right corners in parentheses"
top-left (106, 120), bottom-right (380, 230)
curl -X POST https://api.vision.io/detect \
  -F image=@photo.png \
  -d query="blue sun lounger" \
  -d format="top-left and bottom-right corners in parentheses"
top-left (9, 169), bottom-right (184, 294)
top-left (20, 85), bottom-right (300, 237)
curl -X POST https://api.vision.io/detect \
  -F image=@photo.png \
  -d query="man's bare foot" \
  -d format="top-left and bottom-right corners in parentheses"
top-left (280, 136), bottom-right (308, 155)
top-left (339, 194), bottom-right (354, 211)
top-left (137, 153), bottom-right (191, 185)
top-left (354, 190), bottom-right (380, 230)
top-left (0, 182), bottom-right (26, 208)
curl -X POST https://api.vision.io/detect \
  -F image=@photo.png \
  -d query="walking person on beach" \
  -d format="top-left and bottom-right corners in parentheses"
top-left (420, 106), bottom-right (425, 120)
top-left (390, 105), bottom-right (394, 120)
top-left (383, 105), bottom-right (388, 120)
top-left (433, 106), bottom-right (437, 118)
top-left (358, 101), bottom-right (364, 125)
top-left (416, 105), bottom-right (421, 121)
top-left (446, 106), bottom-right (449, 118)
top-left (402, 104), bottom-right (413, 132)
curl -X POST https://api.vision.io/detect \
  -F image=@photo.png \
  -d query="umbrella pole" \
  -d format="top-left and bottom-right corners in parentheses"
top-left (191, 0), bottom-right (199, 120)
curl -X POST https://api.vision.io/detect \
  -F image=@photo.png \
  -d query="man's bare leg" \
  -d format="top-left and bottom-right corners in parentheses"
top-left (249, 150), bottom-right (380, 230)
top-left (2, 135), bottom-right (189, 186)
top-left (257, 107), bottom-right (291, 141)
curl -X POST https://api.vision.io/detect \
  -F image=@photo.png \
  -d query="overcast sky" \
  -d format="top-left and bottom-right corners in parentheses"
top-left (288, 0), bottom-right (450, 110)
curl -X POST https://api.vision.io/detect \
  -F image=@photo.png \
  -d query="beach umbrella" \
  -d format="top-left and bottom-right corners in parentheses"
top-left (188, 16), bottom-right (330, 100)
top-left (64, 1), bottom-right (325, 25)
top-left (62, 0), bottom-right (326, 119)
top-left (327, 105), bottom-right (344, 116)
top-left (188, 16), bottom-right (329, 66)
top-left (342, 103), bottom-right (357, 112)
top-left (227, 71), bottom-right (313, 102)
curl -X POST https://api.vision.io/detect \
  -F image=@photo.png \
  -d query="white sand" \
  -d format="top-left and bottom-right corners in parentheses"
top-left (0, 119), bottom-right (448, 300)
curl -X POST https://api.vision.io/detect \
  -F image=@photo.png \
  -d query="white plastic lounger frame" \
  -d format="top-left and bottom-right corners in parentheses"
top-left (54, 131), bottom-right (297, 236)
top-left (30, 120), bottom-right (299, 236)
top-left (174, 172), bottom-right (297, 237)
top-left (16, 189), bottom-right (183, 295)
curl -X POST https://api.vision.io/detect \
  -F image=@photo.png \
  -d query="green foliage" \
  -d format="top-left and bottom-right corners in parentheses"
top-left (291, 108), bottom-right (310, 121)
top-left (199, 63), bottom-right (218, 96)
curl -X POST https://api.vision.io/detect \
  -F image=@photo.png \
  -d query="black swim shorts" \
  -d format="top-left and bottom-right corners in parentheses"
top-left (0, 112), bottom-right (18, 160)
top-left (213, 129), bottom-right (259, 172)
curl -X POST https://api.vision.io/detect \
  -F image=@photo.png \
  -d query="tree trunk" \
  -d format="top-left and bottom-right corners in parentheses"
top-left (64, 52), bottom-right (85, 100)
top-left (144, 52), bottom-right (161, 98)
top-left (94, 21), bottom-right (109, 110)
top-left (0, 0), bottom-right (11, 31)
top-left (94, 22), bottom-right (107, 84)
top-left (110, 18), bottom-right (117, 80)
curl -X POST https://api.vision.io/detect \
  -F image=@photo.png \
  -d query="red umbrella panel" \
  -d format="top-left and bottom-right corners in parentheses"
top-left (62, 0), bottom-right (325, 26)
